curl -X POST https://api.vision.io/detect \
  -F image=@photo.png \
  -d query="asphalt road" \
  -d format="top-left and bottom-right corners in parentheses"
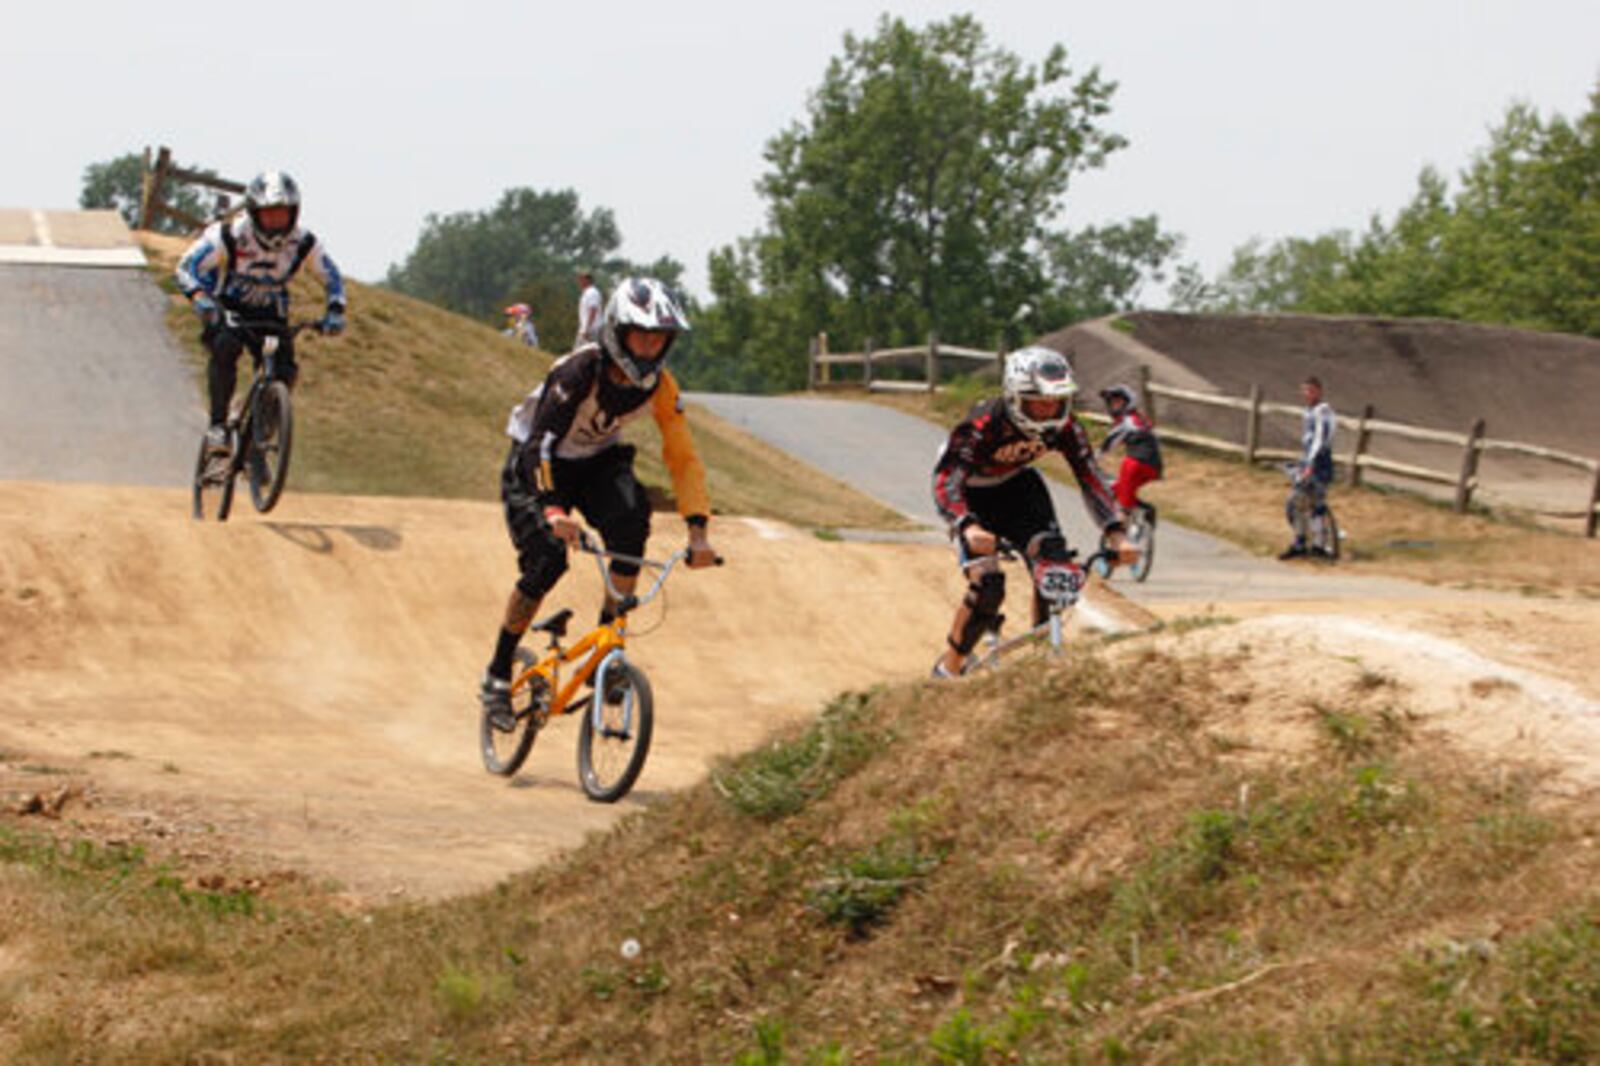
top-left (0, 264), bottom-right (200, 486)
top-left (689, 392), bottom-right (1463, 605)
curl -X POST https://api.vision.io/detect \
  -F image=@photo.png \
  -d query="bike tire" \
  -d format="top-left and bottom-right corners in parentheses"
top-left (577, 655), bottom-right (653, 803)
top-left (248, 382), bottom-right (294, 514)
top-left (191, 436), bottom-right (211, 520)
top-left (1318, 509), bottom-right (1342, 562)
top-left (1129, 507), bottom-right (1155, 583)
top-left (480, 648), bottom-right (545, 776)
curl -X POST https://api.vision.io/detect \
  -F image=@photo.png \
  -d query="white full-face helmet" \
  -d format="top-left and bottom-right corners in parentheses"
top-left (600, 277), bottom-right (690, 388)
top-left (1002, 346), bottom-right (1078, 438)
top-left (244, 170), bottom-right (301, 250)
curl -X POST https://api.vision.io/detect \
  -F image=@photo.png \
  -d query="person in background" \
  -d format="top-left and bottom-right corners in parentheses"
top-left (503, 303), bottom-right (539, 348)
top-left (575, 269), bottom-right (602, 348)
top-left (1280, 374), bottom-right (1337, 559)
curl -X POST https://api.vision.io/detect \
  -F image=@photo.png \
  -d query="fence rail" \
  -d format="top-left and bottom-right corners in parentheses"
top-left (137, 145), bottom-right (246, 233)
top-left (803, 335), bottom-right (1599, 535)
top-left (1141, 376), bottom-right (1599, 536)
top-left (806, 332), bottom-right (999, 392)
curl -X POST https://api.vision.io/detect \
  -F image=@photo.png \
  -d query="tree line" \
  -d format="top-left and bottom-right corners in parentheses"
top-left (1181, 85), bottom-right (1600, 338)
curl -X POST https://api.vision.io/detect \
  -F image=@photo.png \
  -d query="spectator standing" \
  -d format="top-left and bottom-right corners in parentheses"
top-left (503, 303), bottom-right (539, 348)
top-left (575, 269), bottom-right (602, 349)
top-left (1280, 375), bottom-right (1337, 559)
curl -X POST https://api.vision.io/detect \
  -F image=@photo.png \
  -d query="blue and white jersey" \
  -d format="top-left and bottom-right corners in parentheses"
top-left (176, 216), bottom-right (346, 322)
top-left (1301, 401), bottom-right (1336, 480)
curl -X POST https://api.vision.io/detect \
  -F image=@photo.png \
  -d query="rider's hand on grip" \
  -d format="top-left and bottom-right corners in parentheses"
top-left (192, 293), bottom-right (220, 327)
top-left (546, 509), bottom-right (583, 545)
top-left (322, 309), bottom-right (346, 337)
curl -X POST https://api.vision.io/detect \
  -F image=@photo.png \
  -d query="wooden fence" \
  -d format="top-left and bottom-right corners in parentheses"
top-left (1138, 368), bottom-right (1600, 536)
top-left (806, 332), bottom-right (998, 392)
top-left (137, 145), bottom-right (246, 233)
top-left (805, 337), bottom-right (1600, 536)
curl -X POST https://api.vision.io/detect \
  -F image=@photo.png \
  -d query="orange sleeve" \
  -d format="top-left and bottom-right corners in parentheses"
top-left (651, 371), bottom-right (711, 521)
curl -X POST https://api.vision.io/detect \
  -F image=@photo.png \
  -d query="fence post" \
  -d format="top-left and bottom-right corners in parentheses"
top-left (1586, 462), bottom-right (1600, 539)
top-left (926, 331), bottom-right (940, 392)
top-left (140, 146), bottom-right (172, 231)
top-left (863, 337), bottom-right (875, 388)
top-left (137, 146), bottom-right (153, 231)
top-left (1137, 365), bottom-right (1155, 425)
top-left (806, 335), bottom-right (819, 391)
top-left (818, 332), bottom-right (830, 386)
top-left (1453, 418), bottom-right (1486, 513)
top-left (1244, 384), bottom-right (1262, 465)
top-left (1349, 404), bottom-right (1374, 487)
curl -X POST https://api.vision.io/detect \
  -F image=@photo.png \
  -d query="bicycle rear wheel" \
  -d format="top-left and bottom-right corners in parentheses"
top-left (192, 433), bottom-right (237, 521)
top-left (1313, 508), bottom-right (1341, 561)
top-left (1128, 506), bottom-right (1155, 582)
top-left (577, 654), bottom-right (653, 803)
top-left (248, 382), bottom-right (294, 513)
top-left (480, 648), bottom-right (547, 776)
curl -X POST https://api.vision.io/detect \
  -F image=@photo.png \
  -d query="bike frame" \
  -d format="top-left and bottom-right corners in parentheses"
top-left (965, 541), bottom-right (1115, 668)
top-left (508, 540), bottom-right (688, 724)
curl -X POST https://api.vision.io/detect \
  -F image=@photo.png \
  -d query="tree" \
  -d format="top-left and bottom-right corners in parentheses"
top-left (79, 152), bottom-right (212, 235)
top-left (385, 188), bottom-right (624, 324)
top-left (1038, 215), bottom-right (1185, 325)
top-left (743, 14), bottom-right (1125, 356)
top-left (1201, 85), bottom-right (1600, 337)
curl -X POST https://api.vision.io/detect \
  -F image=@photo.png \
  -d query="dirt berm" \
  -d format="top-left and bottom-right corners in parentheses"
top-left (0, 482), bottom-right (972, 900)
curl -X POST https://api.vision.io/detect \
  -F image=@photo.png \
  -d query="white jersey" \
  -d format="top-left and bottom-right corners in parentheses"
top-left (175, 216), bottom-right (345, 320)
top-left (576, 284), bottom-right (603, 345)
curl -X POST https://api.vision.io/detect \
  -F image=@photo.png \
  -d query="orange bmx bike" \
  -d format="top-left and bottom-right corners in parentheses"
top-left (479, 534), bottom-right (713, 802)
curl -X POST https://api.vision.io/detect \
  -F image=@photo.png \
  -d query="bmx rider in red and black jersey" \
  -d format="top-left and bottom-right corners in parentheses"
top-left (930, 347), bottom-right (1138, 679)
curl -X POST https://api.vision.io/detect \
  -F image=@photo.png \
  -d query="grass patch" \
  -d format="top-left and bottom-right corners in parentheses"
top-left (712, 689), bottom-right (887, 820)
top-left (137, 234), bottom-right (909, 530)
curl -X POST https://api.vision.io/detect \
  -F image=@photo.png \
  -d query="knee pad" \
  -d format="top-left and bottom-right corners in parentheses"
top-left (954, 570), bottom-right (1006, 654)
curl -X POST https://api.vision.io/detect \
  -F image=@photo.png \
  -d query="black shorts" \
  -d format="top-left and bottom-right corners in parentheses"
top-left (502, 443), bottom-right (652, 601)
top-left (957, 468), bottom-right (1062, 565)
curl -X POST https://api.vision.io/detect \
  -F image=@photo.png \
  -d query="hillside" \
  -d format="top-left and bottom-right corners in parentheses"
top-left (137, 234), bottom-right (909, 532)
top-left (5, 596), bottom-right (1600, 1061)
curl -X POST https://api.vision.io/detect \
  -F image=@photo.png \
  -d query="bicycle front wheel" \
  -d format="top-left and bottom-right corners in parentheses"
top-left (192, 433), bottom-right (237, 522)
top-left (248, 382), bottom-right (294, 513)
top-left (481, 648), bottom-right (546, 776)
top-left (577, 655), bottom-right (653, 803)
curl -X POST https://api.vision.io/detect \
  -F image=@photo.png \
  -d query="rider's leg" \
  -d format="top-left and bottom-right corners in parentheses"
top-left (574, 445), bottom-right (652, 624)
top-left (488, 446), bottom-right (570, 682)
top-left (203, 324), bottom-right (247, 429)
top-left (942, 558), bottom-right (1004, 675)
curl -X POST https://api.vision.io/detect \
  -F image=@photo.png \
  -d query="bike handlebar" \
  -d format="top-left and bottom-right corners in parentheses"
top-left (219, 310), bottom-right (333, 339)
top-left (575, 532), bottom-right (722, 614)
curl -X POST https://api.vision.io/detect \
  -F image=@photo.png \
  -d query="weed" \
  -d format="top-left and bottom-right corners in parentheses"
top-left (434, 965), bottom-right (506, 1023)
top-left (1316, 704), bottom-right (1380, 761)
top-left (812, 527), bottom-right (843, 542)
top-left (808, 837), bottom-right (941, 938)
top-left (714, 690), bottom-right (886, 820)
top-left (735, 1017), bottom-right (787, 1065)
top-left (928, 1008), bottom-right (990, 1064)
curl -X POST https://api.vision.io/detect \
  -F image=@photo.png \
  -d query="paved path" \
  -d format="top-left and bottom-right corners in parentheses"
top-left (0, 263), bottom-right (200, 486)
top-left (689, 392), bottom-right (1463, 606)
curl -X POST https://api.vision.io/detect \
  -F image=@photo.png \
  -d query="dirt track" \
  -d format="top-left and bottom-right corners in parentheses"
top-left (6, 480), bottom-right (1598, 902)
top-left (0, 482), bottom-right (973, 900)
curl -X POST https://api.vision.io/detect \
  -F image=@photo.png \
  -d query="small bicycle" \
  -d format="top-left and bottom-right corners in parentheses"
top-left (192, 313), bottom-right (328, 522)
top-left (480, 534), bottom-right (716, 802)
top-left (1093, 501), bottom-right (1156, 583)
top-left (1284, 464), bottom-right (1341, 561)
top-left (965, 540), bottom-right (1118, 671)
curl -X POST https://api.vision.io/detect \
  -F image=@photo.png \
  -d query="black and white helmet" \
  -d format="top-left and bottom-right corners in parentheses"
top-left (1100, 384), bottom-right (1136, 410)
top-left (244, 170), bottom-right (301, 250)
top-left (600, 277), bottom-right (690, 387)
top-left (1002, 346), bottom-right (1078, 438)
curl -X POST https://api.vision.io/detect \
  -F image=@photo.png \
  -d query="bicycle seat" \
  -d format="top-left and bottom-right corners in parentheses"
top-left (530, 608), bottom-right (573, 637)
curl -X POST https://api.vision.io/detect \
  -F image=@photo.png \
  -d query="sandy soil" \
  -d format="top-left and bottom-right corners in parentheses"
top-left (0, 482), bottom-right (976, 901)
top-left (4, 482), bottom-right (1598, 904)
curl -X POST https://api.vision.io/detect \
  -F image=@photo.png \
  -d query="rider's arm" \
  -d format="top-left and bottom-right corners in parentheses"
top-left (932, 422), bottom-right (979, 531)
top-left (300, 233), bottom-right (347, 314)
top-left (1098, 415), bottom-right (1130, 458)
top-left (650, 371), bottom-right (711, 524)
top-left (1058, 420), bottom-right (1125, 533)
top-left (175, 222), bottom-right (226, 300)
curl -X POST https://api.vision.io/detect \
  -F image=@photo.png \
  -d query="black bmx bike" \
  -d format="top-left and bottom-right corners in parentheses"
top-left (191, 313), bottom-right (327, 522)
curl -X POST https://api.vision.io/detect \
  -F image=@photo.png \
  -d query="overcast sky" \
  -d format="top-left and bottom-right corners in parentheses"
top-left (5, 1), bottom-right (1596, 301)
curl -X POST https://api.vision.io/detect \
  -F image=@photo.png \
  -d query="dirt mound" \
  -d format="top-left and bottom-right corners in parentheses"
top-left (0, 482), bottom-right (967, 899)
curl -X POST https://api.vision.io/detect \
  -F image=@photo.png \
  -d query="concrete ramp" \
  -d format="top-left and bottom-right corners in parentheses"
top-left (0, 212), bottom-right (200, 486)
top-left (0, 208), bottom-right (147, 267)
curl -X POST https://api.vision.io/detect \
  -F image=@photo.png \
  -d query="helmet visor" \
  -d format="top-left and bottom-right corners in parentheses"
top-left (255, 204), bottom-right (294, 235)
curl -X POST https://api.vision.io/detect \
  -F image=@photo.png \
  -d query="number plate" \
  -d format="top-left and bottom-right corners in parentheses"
top-left (1034, 562), bottom-right (1084, 605)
